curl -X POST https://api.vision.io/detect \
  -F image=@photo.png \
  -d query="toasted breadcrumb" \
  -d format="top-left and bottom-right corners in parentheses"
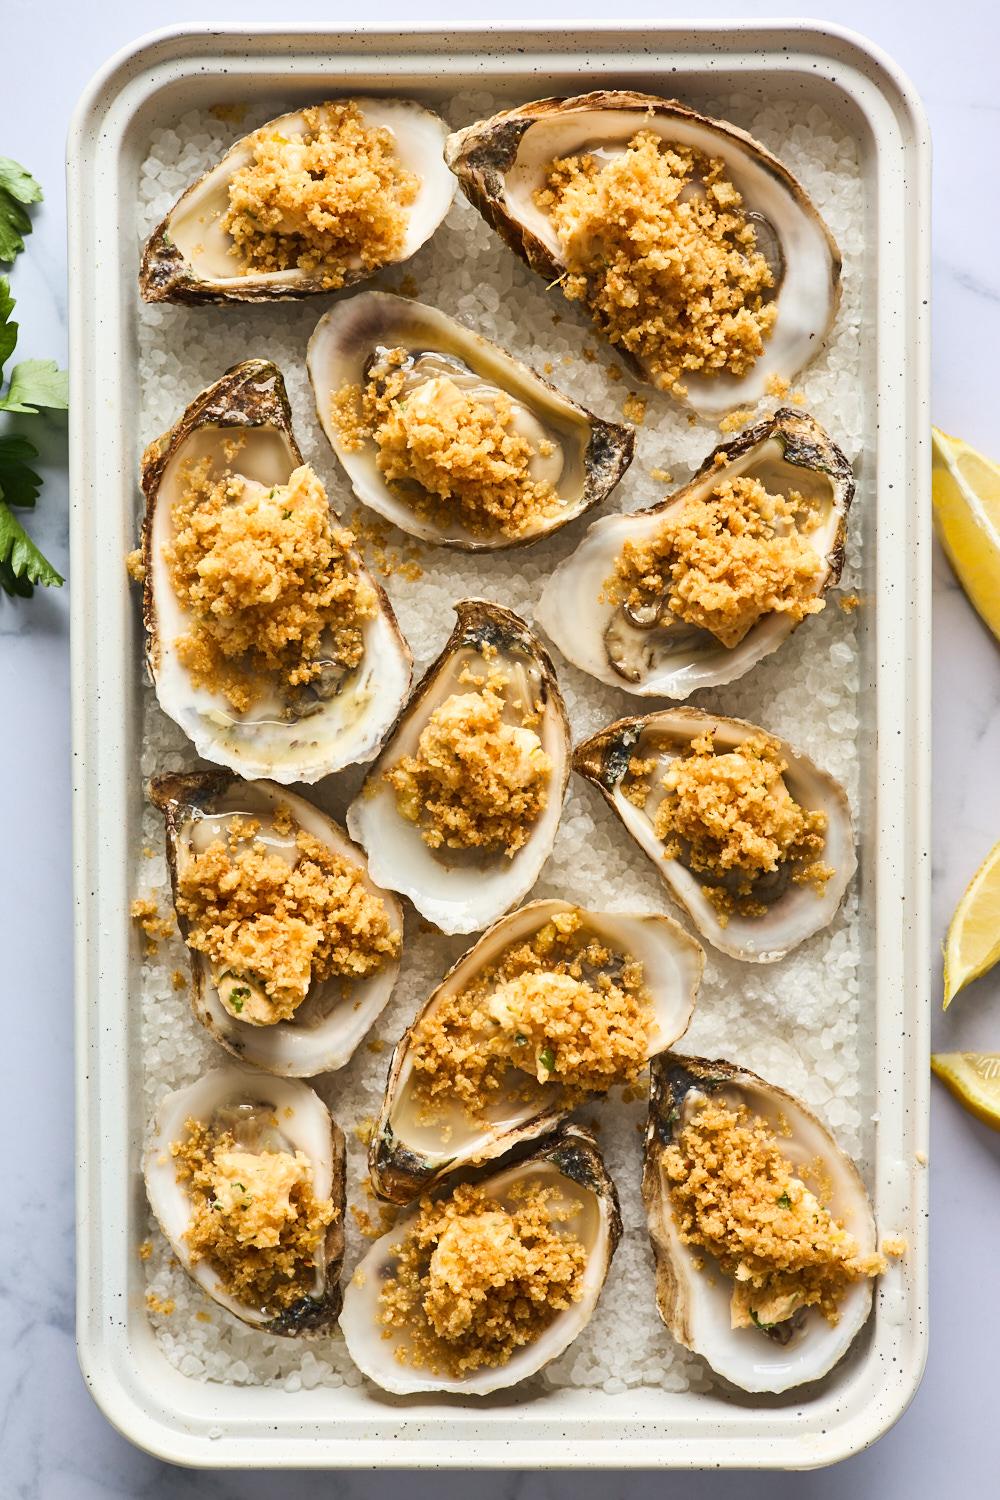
top-left (175, 808), bottom-right (399, 1023)
top-left (220, 102), bottom-right (419, 287)
top-left (664, 1097), bottom-right (885, 1329)
top-left (622, 392), bottom-right (647, 426)
top-left (534, 132), bottom-right (776, 390)
top-left (171, 1117), bottom-right (335, 1313)
top-left (330, 352), bottom-right (561, 539)
top-left (838, 593), bottom-right (860, 613)
top-left (409, 912), bottom-right (651, 1123)
top-left (146, 1292), bottom-right (175, 1316)
top-left (139, 1241), bottom-right (153, 1261)
top-left (607, 475), bottom-right (825, 649)
top-left (718, 409), bottom-right (756, 435)
top-left (881, 1233), bottom-right (907, 1257)
top-left (166, 460), bottom-right (376, 714)
top-left (385, 669), bottom-right (552, 856)
top-left (377, 1180), bottom-right (586, 1375)
top-left (171, 969), bottom-right (188, 992)
top-left (651, 731), bottom-right (830, 923)
top-left (131, 897), bottom-right (175, 955)
top-left (126, 548), bottom-right (146, 582)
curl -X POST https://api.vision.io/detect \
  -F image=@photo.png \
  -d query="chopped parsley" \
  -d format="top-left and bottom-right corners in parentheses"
top-left (776, 1191), bottom-right (792, 1210)
top-left (539, 1044), bottom-right (556, 1073)
top-left (749, 1309), bottom-right (775, 1331)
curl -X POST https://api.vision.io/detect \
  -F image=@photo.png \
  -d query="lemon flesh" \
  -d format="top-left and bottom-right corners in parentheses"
top-left (942, 836), bottom-right (1000, 1007)
top-left (931, 1053), bottom-right (1000, 1131)
top-left (932, 426), bottom-right (1000, 643)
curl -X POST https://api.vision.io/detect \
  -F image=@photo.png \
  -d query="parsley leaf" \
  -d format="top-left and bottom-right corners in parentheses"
top-left (0, 157), bottom-right (42, 263)
top-left (1, 358), bottom-right (68, 414)
top-left (0, 501), bottom-right (64, 596)
top-left (776, 1191), bottom-right (792, 1210)
top-left (0, 435), bottom-right (42, 508)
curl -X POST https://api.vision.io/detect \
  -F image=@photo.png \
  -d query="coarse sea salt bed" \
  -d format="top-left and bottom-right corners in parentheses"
top-left (133, 90), bottom-right (866, 1399)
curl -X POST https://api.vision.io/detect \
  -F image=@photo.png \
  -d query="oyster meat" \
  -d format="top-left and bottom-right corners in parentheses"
top-left (574, 707), bottom-right (856, 963)
top-left (140, 99), bottom-right (455, 305)
top-left (347, 599), bottom-right (571, 934)
top-left (341, 1124), bottom-right (620, 1394)
top-left (370, 897), bottom-right (704, 1204)
top-left (148, 771), bottom-right (403, 1077)
top-left (445, 91), bottom-right (841, 418)
top-left (140, 359), bottom-right (412, 782)
top-left (535, 409), bottom-right (854, 698)
top-left (307, 290), bottom-right (634, 550)
top-left (643, 1054), bottom-right (882, 1392)
top-left (144, 1064), bottom-right (346, 1335)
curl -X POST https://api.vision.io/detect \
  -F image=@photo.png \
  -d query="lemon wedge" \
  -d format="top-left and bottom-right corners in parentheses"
top-left (931, 1052), bottom-right (1000, 1131)
top-left (942, 838), bottom-right (1000, 1007)
top-left (932, 426), bottom-right (1000, 642)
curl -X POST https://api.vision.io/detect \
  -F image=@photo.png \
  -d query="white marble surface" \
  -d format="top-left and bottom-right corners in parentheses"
top-left (3, 0), bottom-right (1000, 1492)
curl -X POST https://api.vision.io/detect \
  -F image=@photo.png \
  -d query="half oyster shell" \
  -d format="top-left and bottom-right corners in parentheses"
top-left (140, 359), bottom-right (412, 782)
top-left (346, 599), bottom-right (571, 934)
top-left (445, 91), bottom-right (841, 418)
top-left (573, 707), bottom-right (856, 963)
top-left (140, 100), bottom-right (455, 305)
top-left (370, 898), bottom-right (704, 1204)
top-left (148, 771), bottom-right (403, 1077)
top-left (643, 1053), bottom-right (879, 1392)
top-left (144, 1064), bottom-right (346, 1335)
top-left (307, 290), bottom-right (634, 550)
top-left (535, 409), bottom-right (854, 698)
top-left (341, 1124), bottom-right (621, 1394)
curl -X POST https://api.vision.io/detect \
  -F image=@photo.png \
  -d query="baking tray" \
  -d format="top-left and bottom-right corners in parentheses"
top-left (68, 20), bottom-right (931, 1469)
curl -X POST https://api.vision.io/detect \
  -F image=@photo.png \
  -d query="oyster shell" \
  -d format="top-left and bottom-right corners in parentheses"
top-left (535, 409), bottom-right (854, 697)
top-left (573, 707), bottom-right (856, 963)
top-left (643, 1054), bottom-right (879, 1392)
top-left (306, 290), bottom-right (634, 550)
top-left (445, 91), bottom-right (841, 418)
top-left (144, 1064), bottom-right (346, 1335)
top-left (148, 771), bottom-right (403, 1077)
top-left (140, 359), bottom-right (412, 782)
top-left (341, 1124), bottom-right (621, 1394)
top-left (370, 898), bottom-right (704, 1204)
top-left (346, 599), bottom-right (570, 934)
top-left (140, 99), bottom-right (455, 305)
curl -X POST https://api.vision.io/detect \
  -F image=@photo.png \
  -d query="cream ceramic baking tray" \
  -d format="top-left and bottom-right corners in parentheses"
top-left (69, 21), bottom-right (931, 1468)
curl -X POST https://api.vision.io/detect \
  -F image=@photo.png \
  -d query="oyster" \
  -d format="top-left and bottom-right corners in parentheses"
top-left (535, 409), bottom-right (853, 697)
top-left (370, 898), bottom-right (704, 1203)
top-left (341, 1124), bottom-right (620, 1394)
top-left (140, 99), bottom-right (455, 305)
top-left (573, 707), bottom-right (856, 963)
top-left (445, 91), bottom-right (841, 418)
top-left (347, 599), bottom-right (570, 934)
top-left (148, 771), bottom-right (403, 1077)
top-left (307, 290), bottom-right (634, 549)
top-left (643, 1054), bottom-right (881, 1392)
top-left (144, 1064), bottom-right (346, 1335)
top-left (140, 359), bottom-right (412, 782)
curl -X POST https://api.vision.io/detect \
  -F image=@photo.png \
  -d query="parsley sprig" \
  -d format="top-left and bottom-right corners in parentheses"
top-left (0, 248), bottom-right (68, 596)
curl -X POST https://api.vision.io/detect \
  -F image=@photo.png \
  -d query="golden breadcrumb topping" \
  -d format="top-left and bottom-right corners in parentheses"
top-left (126, 548), bottom-right (146, 582)
top-left (220, 101), bottom-right (419, 286)
top-left (663, 1096), bottom-right (884, 1329)
top-left (533, 132), bottom-right (777, 393)
top-left (385, 665), bottom-right (552, 856)
top-left (131, 896), bottom-right (175, 956)
top-left (172, 1118), bottom-right (335, 1313)
top-left (607, 475), bottom-right (825, 649)
top-left (377, 1179), bottom-right (586, 1375)
top-left (176, 809), bottom-right (400, 1024)
top-left (166, 459), bottom-right (376, 714)
top-left (330, 350), bottom-right (560, 539)
top-left (650, 730), bottom-right (830, 925)
top-left (409, 910), bottom-right (651, 1123)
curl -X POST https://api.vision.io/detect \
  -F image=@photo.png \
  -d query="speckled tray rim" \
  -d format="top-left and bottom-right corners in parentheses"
top-left (68, 19), bottom-right (931, 1471)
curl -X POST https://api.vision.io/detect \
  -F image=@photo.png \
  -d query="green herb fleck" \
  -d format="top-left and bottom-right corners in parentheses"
top-left (749, 1309), bottom-right (776, 1331)
top-left (540, 1044), bottom-right (556, 1073)
top-left (776, 1191), bottom-right (792, 1210)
